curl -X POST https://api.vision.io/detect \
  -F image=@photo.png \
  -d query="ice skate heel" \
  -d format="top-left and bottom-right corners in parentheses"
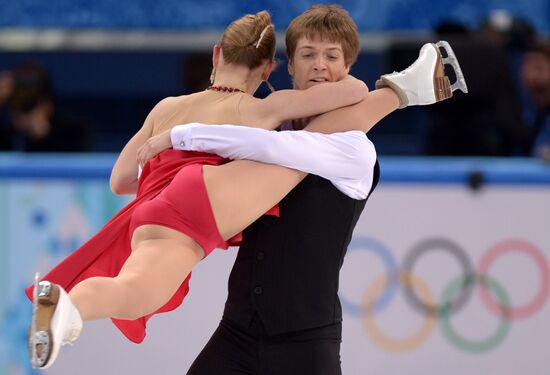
top-left (376, 40), bottom-right (467, 108)
top-left (28, 279), bottom-right (83, 369)
top-left (433, 58), bottom-right (452, 102)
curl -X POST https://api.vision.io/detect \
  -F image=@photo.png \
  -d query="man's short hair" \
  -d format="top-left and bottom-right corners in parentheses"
top-left (286, 4), bottom-right (360, 67)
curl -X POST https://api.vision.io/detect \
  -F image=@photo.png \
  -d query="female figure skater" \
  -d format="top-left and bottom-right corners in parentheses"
top-left (27, 10), bottom-right (368, 369)
top-left (27, 10), bottom-right (464, 370)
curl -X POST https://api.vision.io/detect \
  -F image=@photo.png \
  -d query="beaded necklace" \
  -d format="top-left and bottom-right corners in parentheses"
top-left (205, 85), bottom-right (245, 93)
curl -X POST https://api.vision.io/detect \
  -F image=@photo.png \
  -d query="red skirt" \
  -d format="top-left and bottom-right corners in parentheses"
top-left (25, 150), bottom-right (278, 343)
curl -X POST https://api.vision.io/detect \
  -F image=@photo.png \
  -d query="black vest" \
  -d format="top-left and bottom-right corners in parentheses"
top-left (222, 161), bottom-right (380, 335)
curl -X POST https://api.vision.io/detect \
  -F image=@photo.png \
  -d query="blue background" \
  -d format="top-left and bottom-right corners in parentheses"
top-left (0, 0), bottom-right (549, 32)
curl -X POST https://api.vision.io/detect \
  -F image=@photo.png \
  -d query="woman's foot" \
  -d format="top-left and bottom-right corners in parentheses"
top-left (29, 280), bottom-right (83, 369)
top-left (376, 40), bottom-right (468, 108)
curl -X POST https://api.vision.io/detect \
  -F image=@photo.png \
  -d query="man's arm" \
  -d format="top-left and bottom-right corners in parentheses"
top-left (171, 123), bottom-right (377, 199)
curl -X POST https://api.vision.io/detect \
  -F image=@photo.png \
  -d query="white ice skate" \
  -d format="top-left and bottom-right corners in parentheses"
top-left (375, 40), bottom-right (468, 108)
top-left (29, 276), bottom-right (82, 369)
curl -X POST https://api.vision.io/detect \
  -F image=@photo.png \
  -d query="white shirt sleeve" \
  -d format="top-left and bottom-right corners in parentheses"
top-left (170, 123), bottom-right (377, 200)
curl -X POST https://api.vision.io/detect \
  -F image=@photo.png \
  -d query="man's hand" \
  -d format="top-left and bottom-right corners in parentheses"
top-left (136, 129), bottom-right (172, 167)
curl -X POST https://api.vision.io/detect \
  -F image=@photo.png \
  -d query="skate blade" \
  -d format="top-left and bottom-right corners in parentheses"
top-left (436, 41), bottom-right (468, 94)
top-left (30, 272), bottom-right (39, 368)
top-left (29, 277), bottom-right (57, 368)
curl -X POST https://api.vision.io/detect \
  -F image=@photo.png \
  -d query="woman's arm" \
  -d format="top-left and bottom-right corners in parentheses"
top-left (239, 75), bottom-right (369, 130)
top-left (110, 123), bottom-right (152, 195)
top-left (110, 98), bottom-right (173, 195)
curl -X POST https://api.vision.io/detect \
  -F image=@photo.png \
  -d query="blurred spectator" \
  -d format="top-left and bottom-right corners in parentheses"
top-left (480, 10), bottom-right (537, 112)
top-left (423, 21), bottom-right (528, 156)
top-left (481, 9), bottom-right (536, 51)
top-left (0, 71), bottom-right (14, 150)
top-left (521, 42), bottom-right (550, 161)
top-left (7, 62), bottom-right (92, 152)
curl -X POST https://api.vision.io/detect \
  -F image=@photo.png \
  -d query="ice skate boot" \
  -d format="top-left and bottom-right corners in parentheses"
top-left (29, 277), bottom-right (82, 369)
top-left (376, 40), bottom-right (468, 108)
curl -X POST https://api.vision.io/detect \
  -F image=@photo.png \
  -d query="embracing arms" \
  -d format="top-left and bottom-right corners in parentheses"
top-left (239, 75), bottom-right (369, 129)
top-left (133, 88), bottom-right (399, 198)
top-left (157, 123), bottom-right (377, 199)
top-left (110, 76), bottom-right (369, 195)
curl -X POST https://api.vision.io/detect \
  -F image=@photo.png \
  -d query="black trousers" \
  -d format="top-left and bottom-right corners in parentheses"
top-left (187, 316), bottom-right (342, 375)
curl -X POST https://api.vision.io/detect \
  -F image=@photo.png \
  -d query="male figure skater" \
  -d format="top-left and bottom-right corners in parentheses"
top-left (178, 5), bottom-right (466, 374)
top-left (154, 5), bottom-right (467, 375)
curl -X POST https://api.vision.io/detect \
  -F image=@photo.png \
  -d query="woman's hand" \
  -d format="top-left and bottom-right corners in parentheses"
top-left (136, 129), bottom-right (172, 167)
top-left (343, 74), bottom-right (369, 98)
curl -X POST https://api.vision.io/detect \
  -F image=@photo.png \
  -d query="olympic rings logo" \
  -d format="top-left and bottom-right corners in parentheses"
top-left (340, 236), bottom-right (550, 353)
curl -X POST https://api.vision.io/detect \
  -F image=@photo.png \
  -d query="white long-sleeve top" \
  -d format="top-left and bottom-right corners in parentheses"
top-left (170, 123), bottom-right (377, 200)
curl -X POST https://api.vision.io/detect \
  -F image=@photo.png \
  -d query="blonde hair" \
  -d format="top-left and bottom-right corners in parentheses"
top-left (220, 10), bottom-right (276, 69)
top-left (286, 5), bottom-right (360, 66)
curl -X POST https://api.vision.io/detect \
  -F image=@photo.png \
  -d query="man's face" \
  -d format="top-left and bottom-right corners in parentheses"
top-left (288, 36), bottom-right (350, 90)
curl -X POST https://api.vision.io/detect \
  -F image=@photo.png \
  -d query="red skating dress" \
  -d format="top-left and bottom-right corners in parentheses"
top-left (25, 149), bottom-right (278, 343)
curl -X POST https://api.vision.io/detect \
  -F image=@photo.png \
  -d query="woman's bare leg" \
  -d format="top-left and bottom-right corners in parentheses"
top-left (203, 161), bottom-right (306, 240)
top-left (68, 159), bottom-right (307, 321)
top-left (68, 225), bottom-right (204, 321)
top-left (304, 88), bottom-right (400, 134)
top-left (203, 89), bottom-right (400, 240)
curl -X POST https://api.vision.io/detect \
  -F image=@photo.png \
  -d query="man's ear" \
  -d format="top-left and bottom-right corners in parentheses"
top-left (287, 59), bottom-right (294, 78)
